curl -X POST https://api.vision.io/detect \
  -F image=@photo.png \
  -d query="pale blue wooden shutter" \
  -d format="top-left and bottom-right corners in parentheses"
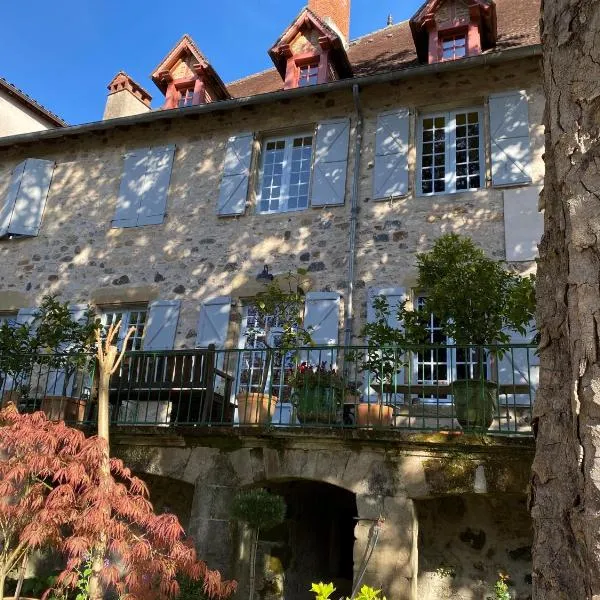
top-left (137, 145), bottom-right (175, 226)
top-left (0, 161), bottom-right (26, 237)
top-left (195, 297), bottom-right (232, 349)
top-left (16, 307), bottom-right (37, 326)
top-left (143, 300), bottom-right (181, 350)
top-left (489, 91), bottom-right (532, 186)
top-left (112, 149), bottom-right (149, 228)
top-left (217, 133), bottom-right (254, 216)
top-left (310, 118), bottom-right (350, 207)
top-left (303, 292), bottom-right (340, 366)
top-left (0, 159), bottom-right (54, 237)
top-left (373, 109), bottom-right (409, 199)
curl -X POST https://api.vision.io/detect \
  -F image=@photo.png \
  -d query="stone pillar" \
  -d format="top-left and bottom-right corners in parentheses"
top-left (354, 494), bottom-right (418, 600)
top-left (188, 456), bottom-right (239, 578)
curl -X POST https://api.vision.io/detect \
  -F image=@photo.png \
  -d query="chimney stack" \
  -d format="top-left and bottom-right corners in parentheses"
top-left (308, 0), bottom-right (351, 42)
top-left (103, 72), bottom-right (152, 120)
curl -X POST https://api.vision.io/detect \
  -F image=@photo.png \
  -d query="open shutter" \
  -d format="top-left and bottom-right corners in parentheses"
top-left (217, 133), bottom-right (254, 216)
top-left (112, 149), bottom-right (149, 228)
top-left (137, 145), bottom-right (175, 226)
top-left (196, 297), bottom-right (232, 349)
top-left (504, 185), bottom-right (543, 261)
top-left (0, 159), bottom-right (54, 237)
top-left (143, 300), bottom-right (180, 350)
top-left (489, 91), bottom-right (532, 186)
top-left (16, 307), bottom-right (37, 326)
top-left (0, 161), bottom-right (26, 237)
top-left (373, 110), bottom-right (409, 199)
top-left (310, 118), bottom-right (350, 207)
top-left (303, 292), bottom-right (340, 366)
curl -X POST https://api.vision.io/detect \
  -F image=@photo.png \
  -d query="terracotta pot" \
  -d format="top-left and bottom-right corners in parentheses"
top-left (236, 392), bottom-right (278, 425)
top-left (356, 403), bottom-right (394, 427)
top-left (41, 396), bottom-right (87, 422)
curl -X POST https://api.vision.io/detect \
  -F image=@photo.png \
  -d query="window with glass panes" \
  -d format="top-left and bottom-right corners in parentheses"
top-left (258, 134), bottom-right (313, 213)
top-left (419, 109), bottom-right (483, 195)
top-left (0, 313), bottom-right (17, 327)
top-left (100, 307), bottom-right (147, 351)
top-left (236, 304), bottom-right (296, 401)
top-left (298, 63), bottom-right (319, 87)
top-left (178, 88), bottom-right (195, 108)
top-left (440, 35), bottom-right (467, 61)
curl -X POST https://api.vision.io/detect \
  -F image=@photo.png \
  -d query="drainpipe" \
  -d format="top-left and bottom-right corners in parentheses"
top-left (343, 83), bottom-right (363, 349)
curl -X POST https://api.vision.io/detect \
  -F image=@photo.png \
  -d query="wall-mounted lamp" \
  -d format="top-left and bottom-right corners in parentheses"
top-left (256, 264), bottom-right (274, 282)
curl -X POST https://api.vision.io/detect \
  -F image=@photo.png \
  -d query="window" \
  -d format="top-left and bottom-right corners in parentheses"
top-left (440, 34), bottom-right (467, 61)
top-left (178, 88), bottom-right (195, 108)
top-left (100, 307), bottom-right (148, 351)
top-left (0, 313), bottom-right (17, 327)
top-left (258, 134), bottom-right (313, 214)
top-left (418, 109), bottom-right (483, 195)
top-left (298, 63), bottom-right (319, 87)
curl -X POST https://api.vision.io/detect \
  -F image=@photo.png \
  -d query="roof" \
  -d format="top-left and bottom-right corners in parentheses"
top-left (0, 77), bottom-right (67, 127)
top-left (228, 0), bottom-right (540, 98)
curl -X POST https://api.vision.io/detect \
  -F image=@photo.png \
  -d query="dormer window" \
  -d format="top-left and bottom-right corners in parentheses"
top-left (178, 87), bottom-right (195, 108)
top-left (298, 63), bottom-right (319, 87)
top-left (440, 33), bottom-right (467, 61)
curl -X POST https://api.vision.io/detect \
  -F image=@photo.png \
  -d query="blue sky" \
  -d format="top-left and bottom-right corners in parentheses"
top-left (1, 1), bottom-right (423, 126)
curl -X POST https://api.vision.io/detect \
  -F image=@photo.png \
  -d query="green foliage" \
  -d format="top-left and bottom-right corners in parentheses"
top-left (488, 573), bottom-right (511, 600)
top-left (73, 559), bottom-right (92, 600)
top-left (309, 582), bottom-right (387, 600)
top-left (177, 575), bottom-right (210, 600)
top-left (415, 234), bottom-right (536, 347)
top-left (231, 488), bottom-right (286, 531)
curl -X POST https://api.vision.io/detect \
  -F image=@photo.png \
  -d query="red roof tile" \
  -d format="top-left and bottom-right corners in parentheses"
top-left (228, 0), bottom-right (540, 99)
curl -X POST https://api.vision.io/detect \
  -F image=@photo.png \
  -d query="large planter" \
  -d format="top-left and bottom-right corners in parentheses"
top-left (41, 395), bottom-right (87, 422)
top-left (294, 386), bottom-right (339, 424)
top-left (356, 402), bottom-right (394, 427)
top-left (236, 392), bottom-right (277, 425)
top-left (451, 379), bottom-right (498, 429)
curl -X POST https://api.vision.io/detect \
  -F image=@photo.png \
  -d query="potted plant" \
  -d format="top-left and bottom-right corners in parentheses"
top-left (413, 233), bottom-right (535, 429)
top-left (288, 361), bottom-right (345, 424)
top-left (237, 271), bottom-right (313, 425)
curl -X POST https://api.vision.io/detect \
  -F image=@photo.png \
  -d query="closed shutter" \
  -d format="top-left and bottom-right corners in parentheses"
top-left (217, 133), bottom-right (254, 216)
top-left (489, 91), bottom-right (532, 186)
top-left (137, 145), bottom-right (175, 226)
top-left (366, 287), bottom-right (408, 393)
top-left (112, 146), bottom-right (175, 228)
top-left (196, 296), bottom-right (232, 349)
top-left (0, 159), bottom-right (54, 237)
top-left (310, 118), bottom-right (350, 207)
top-left (303, 292), bottom-right (340, 366)
top-left (143, 300), bottom-right (181, 350)
top-left (373, 110), bottom-right (409, 199)
top-left (0, 161), bottom-right (26, 237)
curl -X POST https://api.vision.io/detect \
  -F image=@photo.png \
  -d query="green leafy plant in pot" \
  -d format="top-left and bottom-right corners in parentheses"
top-left (414, 233), bottom-right (535, 430)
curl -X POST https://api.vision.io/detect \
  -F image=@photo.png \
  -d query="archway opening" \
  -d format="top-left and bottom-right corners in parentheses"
top-left (257, 479), bottom-right (357, 599)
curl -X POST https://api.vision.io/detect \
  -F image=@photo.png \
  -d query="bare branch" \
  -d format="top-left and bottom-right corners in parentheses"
top-left (110, 326), bottom-right (136, 375)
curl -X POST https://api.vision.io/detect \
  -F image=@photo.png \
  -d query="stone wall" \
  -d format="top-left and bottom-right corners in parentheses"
top-left (0, 57), bottom-right (543, 348)
top-left (113, 428), bottom-right (534, 600)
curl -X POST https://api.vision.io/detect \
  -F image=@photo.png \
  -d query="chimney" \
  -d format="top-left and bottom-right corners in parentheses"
top-left (103, 71), bottom-right (152, 120)
top-left (308, 0), bottom-right (351, 42)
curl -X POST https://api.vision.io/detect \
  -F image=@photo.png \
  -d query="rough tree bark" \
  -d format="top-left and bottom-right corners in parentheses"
top-left (531, 2), bottom-right (600, 598)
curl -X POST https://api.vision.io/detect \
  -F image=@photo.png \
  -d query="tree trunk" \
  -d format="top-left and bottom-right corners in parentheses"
top-left (531, 2), bottom-right (600, 598)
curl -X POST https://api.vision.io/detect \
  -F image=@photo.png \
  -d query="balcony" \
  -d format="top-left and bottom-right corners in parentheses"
top-left (0, 343), bottom-right (538, 436)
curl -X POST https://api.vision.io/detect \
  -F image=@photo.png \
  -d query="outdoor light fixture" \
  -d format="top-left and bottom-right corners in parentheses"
top-left (256, 264), bottom-right (274, 282)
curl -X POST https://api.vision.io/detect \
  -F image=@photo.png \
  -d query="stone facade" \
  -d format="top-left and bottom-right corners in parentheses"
top-left (0, 57), bottom-right (543, 349)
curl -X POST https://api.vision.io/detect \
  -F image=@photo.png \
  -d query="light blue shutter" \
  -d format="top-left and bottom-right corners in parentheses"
top-left (0, 161), bottom-right (26, 237)
top-left (489, 91), bottom-right (532, 186)
top-left (143, 300), bottom-right (181, 350)
top-left (16, 307), bottom-right (37, 326)
top-left (310, 118), bottom-right (350, 207)
top-left (217, 133), bottom-right (254, 216)
top-left (0, 159), bottom-right (54, 237)
top-left (303, 292), bottom-right (340, 366)
top-left (137, 145), bottom-right (175, 226)
top-left (112, 149), bottom-right (149, 228)
top-left (196, 297), bottom-right (232, 348)
top-left (373, 109), bottom-right (409, 199)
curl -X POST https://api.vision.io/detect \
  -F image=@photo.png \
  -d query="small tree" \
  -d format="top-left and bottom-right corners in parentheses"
top-left (0, 404), bottom-right (236, 600)
top-left (231, 488), bottom-right (286, 600)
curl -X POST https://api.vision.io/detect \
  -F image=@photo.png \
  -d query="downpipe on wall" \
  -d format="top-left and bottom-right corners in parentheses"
top-left (343, 83), bottom-right (363, 349)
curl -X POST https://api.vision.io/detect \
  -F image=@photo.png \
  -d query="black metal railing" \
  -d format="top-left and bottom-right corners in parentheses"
top-left (0, 344), bottom-right (538, 435)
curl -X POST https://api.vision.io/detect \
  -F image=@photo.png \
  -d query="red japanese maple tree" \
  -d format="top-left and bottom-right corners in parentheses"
top-left (0, 404), bottom-right (236, 600)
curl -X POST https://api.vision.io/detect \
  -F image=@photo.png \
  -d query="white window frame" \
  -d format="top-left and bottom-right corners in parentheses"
top-left (417, 107), bottom-right (485, 196)
top-left (256, 132), bottom-right (314, 215)
top-left (99, 306), bottom-right (148, 351)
